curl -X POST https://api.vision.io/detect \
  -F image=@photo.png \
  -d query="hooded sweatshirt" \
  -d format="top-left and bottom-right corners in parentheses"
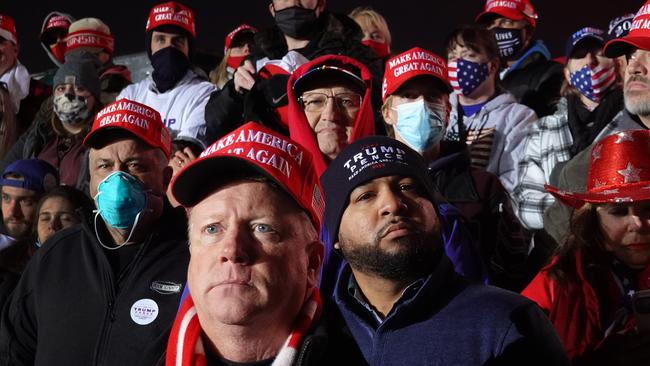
top-left (286, 55), bottom-right (375, 176)
top-left (446, 92), bottom-right (537, 193)
top-left (40, 12), bottom-right (74, 68)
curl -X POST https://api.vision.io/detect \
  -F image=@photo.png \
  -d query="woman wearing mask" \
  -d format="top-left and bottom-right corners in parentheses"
top-left (349, 6), bottom-right (392, 59)
top-left (522, 130), bottom-right (650, 365)
top-left (0, 52), bottom-right (102, 189)
top-left (34, 185), bottom-right (94, 247)
top-left (209, 24), bottom-right (257, 89)
top-left (513, 27), bottom-right (623, 232)
top-left (381, 47), bottom-right (529, 290)
top-left (445, 24), bottom-right (537, 194)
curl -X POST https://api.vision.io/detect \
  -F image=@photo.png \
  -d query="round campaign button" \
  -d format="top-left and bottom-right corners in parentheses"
top-left (130, 298), bottom-right (159, 325)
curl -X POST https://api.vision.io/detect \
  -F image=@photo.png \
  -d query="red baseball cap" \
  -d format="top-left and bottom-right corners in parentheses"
top-left (382, 47), bottom-right (451, 102)
top-left (475, 0), bottom-right (538, 28)
top-left (171, 122), bottom-right (324, 228)
top-left (0, 14), bottom-right (17, 45)
top-left (42, 14), bottom-right (72, 36)
top-left (224, 24), bottom-right (257, 54)
top-left (146, 1), bottom-right (196, 38)
top-left (546, 130), bottom-right (650, 208)
top-left (84, 99), bottom-right (172, 158)
top-left (604, 1), bottom-right (650, 57)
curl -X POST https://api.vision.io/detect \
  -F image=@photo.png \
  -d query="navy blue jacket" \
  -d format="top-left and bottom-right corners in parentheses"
top-left (334, 254), bottom-right (570, 366)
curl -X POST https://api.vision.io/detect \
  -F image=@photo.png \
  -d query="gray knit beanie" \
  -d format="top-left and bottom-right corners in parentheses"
top-left (53, 51), bottom-right (101, 100)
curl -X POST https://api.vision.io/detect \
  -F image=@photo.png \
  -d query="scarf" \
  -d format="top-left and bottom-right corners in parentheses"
top-left (567, 88), bottom-right (623, 157)
top-left (0, 61), bottom-right (30, 112)
top-left (166, 289), bottom-right (322, 366)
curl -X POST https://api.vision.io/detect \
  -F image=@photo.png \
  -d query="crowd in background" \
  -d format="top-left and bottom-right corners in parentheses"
top-left (0, 0), bottom-right (647, 365)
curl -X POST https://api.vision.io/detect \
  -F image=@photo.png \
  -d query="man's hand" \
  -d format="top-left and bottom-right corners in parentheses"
top-left (234, 60), bottom-right (257, 93)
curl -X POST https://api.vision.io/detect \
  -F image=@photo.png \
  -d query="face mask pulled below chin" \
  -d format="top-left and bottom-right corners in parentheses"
top-left (274, 6), bottom-right (319, 39)
top-left (53, 93), bottom-right (90, 125)
top-left (394, 99), bottom-right (446, 153)
top-left (151, 46), bottom-right (191, 93)
top-left (570, 63), bottom-right (617, 103)
top-left (492, 27), bottom-right (524, 61)
top-left (226, 55), bottom-right (246, 69)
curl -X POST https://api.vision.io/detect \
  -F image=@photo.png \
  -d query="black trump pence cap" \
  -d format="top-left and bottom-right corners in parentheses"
top-left (320, 136), bottom-right (437, 245)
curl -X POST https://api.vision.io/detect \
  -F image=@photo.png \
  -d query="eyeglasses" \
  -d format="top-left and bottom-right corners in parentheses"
top-left (299, 92), bottom-right (362, 113)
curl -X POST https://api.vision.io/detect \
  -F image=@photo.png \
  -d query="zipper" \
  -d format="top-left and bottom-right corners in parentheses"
top-left (92, 234), bottom-right (153, 365)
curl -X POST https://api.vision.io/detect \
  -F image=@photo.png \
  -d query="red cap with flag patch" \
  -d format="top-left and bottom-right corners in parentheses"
top-left (545, 130), bottom-right (650, 208)
top-left (146, 1), bottom-right (196, 38)
top-left (382, 47), bottom-right (451, 102)
top-left (224, 24), bottom-right (257, 54)
top-left (0, 14), bottom-right (17, 45)
top-left (604, 1), bottom-right (650, 57)
top-left (171, 122), bottom-right (324, 228)
top-left (84, 99), bottom-right (172, 158)
top-left (475, 0), bottom-right (538, 28)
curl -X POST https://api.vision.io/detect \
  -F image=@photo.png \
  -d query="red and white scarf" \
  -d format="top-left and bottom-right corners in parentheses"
top-left (166, 289), bottom-right (322, 366)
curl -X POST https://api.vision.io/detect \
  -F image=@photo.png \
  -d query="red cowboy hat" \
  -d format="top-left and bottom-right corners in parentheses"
top-left (546, 130), bottom-right (650, 208)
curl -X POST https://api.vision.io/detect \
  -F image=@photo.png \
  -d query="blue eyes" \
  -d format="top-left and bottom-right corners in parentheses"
top-left (205, 225), bottom-right (218, 234)
top-left (254, 224), bottom-right (273, 233)
top-left (202, 224), bottom-right (274, 235)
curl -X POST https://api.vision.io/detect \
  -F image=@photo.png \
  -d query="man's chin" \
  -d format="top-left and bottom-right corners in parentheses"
top-left (5, 223), bottom-right (29, 239)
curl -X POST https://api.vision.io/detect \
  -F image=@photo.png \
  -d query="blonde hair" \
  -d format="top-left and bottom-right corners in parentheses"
top-left (381, 95), bottom-right (396, 137)
top-left (349, 6), bottom-right (392, 51)
top-left (209, 48), bottom-right (232, 89)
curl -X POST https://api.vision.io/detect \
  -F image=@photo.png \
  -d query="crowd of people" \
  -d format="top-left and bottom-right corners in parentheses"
top-left (0, 0), bottom-right (648, 364)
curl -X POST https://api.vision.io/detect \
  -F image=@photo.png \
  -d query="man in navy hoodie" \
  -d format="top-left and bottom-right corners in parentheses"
top-left (320, 136), bottom-right (569, 365)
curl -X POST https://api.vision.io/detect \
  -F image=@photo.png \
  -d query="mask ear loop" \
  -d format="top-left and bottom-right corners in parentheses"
top-left (93, 209), bottom-right (145, 250)
top-left (92, 182), bottom-right (153, 250)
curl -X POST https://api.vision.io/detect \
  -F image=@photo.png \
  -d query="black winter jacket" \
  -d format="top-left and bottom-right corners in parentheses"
top-left (0, 207), bottom-right (189, 366)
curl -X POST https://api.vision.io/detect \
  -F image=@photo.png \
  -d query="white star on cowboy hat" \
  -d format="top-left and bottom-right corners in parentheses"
top-left (617, 162), bottom-right (642, 183)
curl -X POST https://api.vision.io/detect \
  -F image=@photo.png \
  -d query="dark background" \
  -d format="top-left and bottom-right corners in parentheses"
top-left (1, 0), bottom-right (643, 74)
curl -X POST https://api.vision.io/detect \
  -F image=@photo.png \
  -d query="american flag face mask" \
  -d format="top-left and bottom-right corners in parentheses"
top-left (448, 58), bottom-right (490, 97)
top-left (569, 62), bottom-right (616, 103)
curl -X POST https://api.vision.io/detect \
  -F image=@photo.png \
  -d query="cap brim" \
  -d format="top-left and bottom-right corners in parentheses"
top-left (171, 155), bottom-right (294, 209)
top-left (475, 9), bottom-right (526, 24)
top-left (604, 36), bottom-right (650, 58)
top-left (388, 74), bottom-right (452, 98)
top-left (84, 127), bottom-right (169, 157)
top-left (546, 182), bottom-right (650, 208)
top-left (293, 67), bottom-right (366, 95)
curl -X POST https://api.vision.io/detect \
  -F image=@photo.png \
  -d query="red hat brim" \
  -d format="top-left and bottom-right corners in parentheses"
top-left (545, 182), bottom-right (650, 209)
top-left (603, 36), bottom-right (650, 58)
top-left (475, 8), bottom-right (536, 28)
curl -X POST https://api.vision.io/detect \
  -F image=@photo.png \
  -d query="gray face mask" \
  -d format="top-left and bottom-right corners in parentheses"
top-left (53, 93), bottom-right (90, 125)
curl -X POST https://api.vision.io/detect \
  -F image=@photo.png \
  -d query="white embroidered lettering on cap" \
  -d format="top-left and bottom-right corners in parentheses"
top-left (342, 144), bottom-right (407, 180)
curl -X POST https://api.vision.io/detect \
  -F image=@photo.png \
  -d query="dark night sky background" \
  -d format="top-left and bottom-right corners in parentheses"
top-left (1, 0), bottom-right (644, 74)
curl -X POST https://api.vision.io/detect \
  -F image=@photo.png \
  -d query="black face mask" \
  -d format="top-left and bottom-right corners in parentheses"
top-left (150, 47), bottom-right (190, 93)
top-left (274, 6), bottom-right (319, 39)
top-left (492, 27), bottom-right (524, 61)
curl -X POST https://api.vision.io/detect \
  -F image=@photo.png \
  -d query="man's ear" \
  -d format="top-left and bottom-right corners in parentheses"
top-left (269, 2), bottom-right (276, 17)
top-left (162, 164), bottom-right (173, 191)
top-left (306, 240), bottom-right (324, 287)
top-left (316, 0), bottom-right (327, 16)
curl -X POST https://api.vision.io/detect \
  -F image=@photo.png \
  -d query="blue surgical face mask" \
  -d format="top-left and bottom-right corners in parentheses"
top-left (393, 99), bottom-right (446, 153)
top-left (94, 171), bottom-right (147, 230)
